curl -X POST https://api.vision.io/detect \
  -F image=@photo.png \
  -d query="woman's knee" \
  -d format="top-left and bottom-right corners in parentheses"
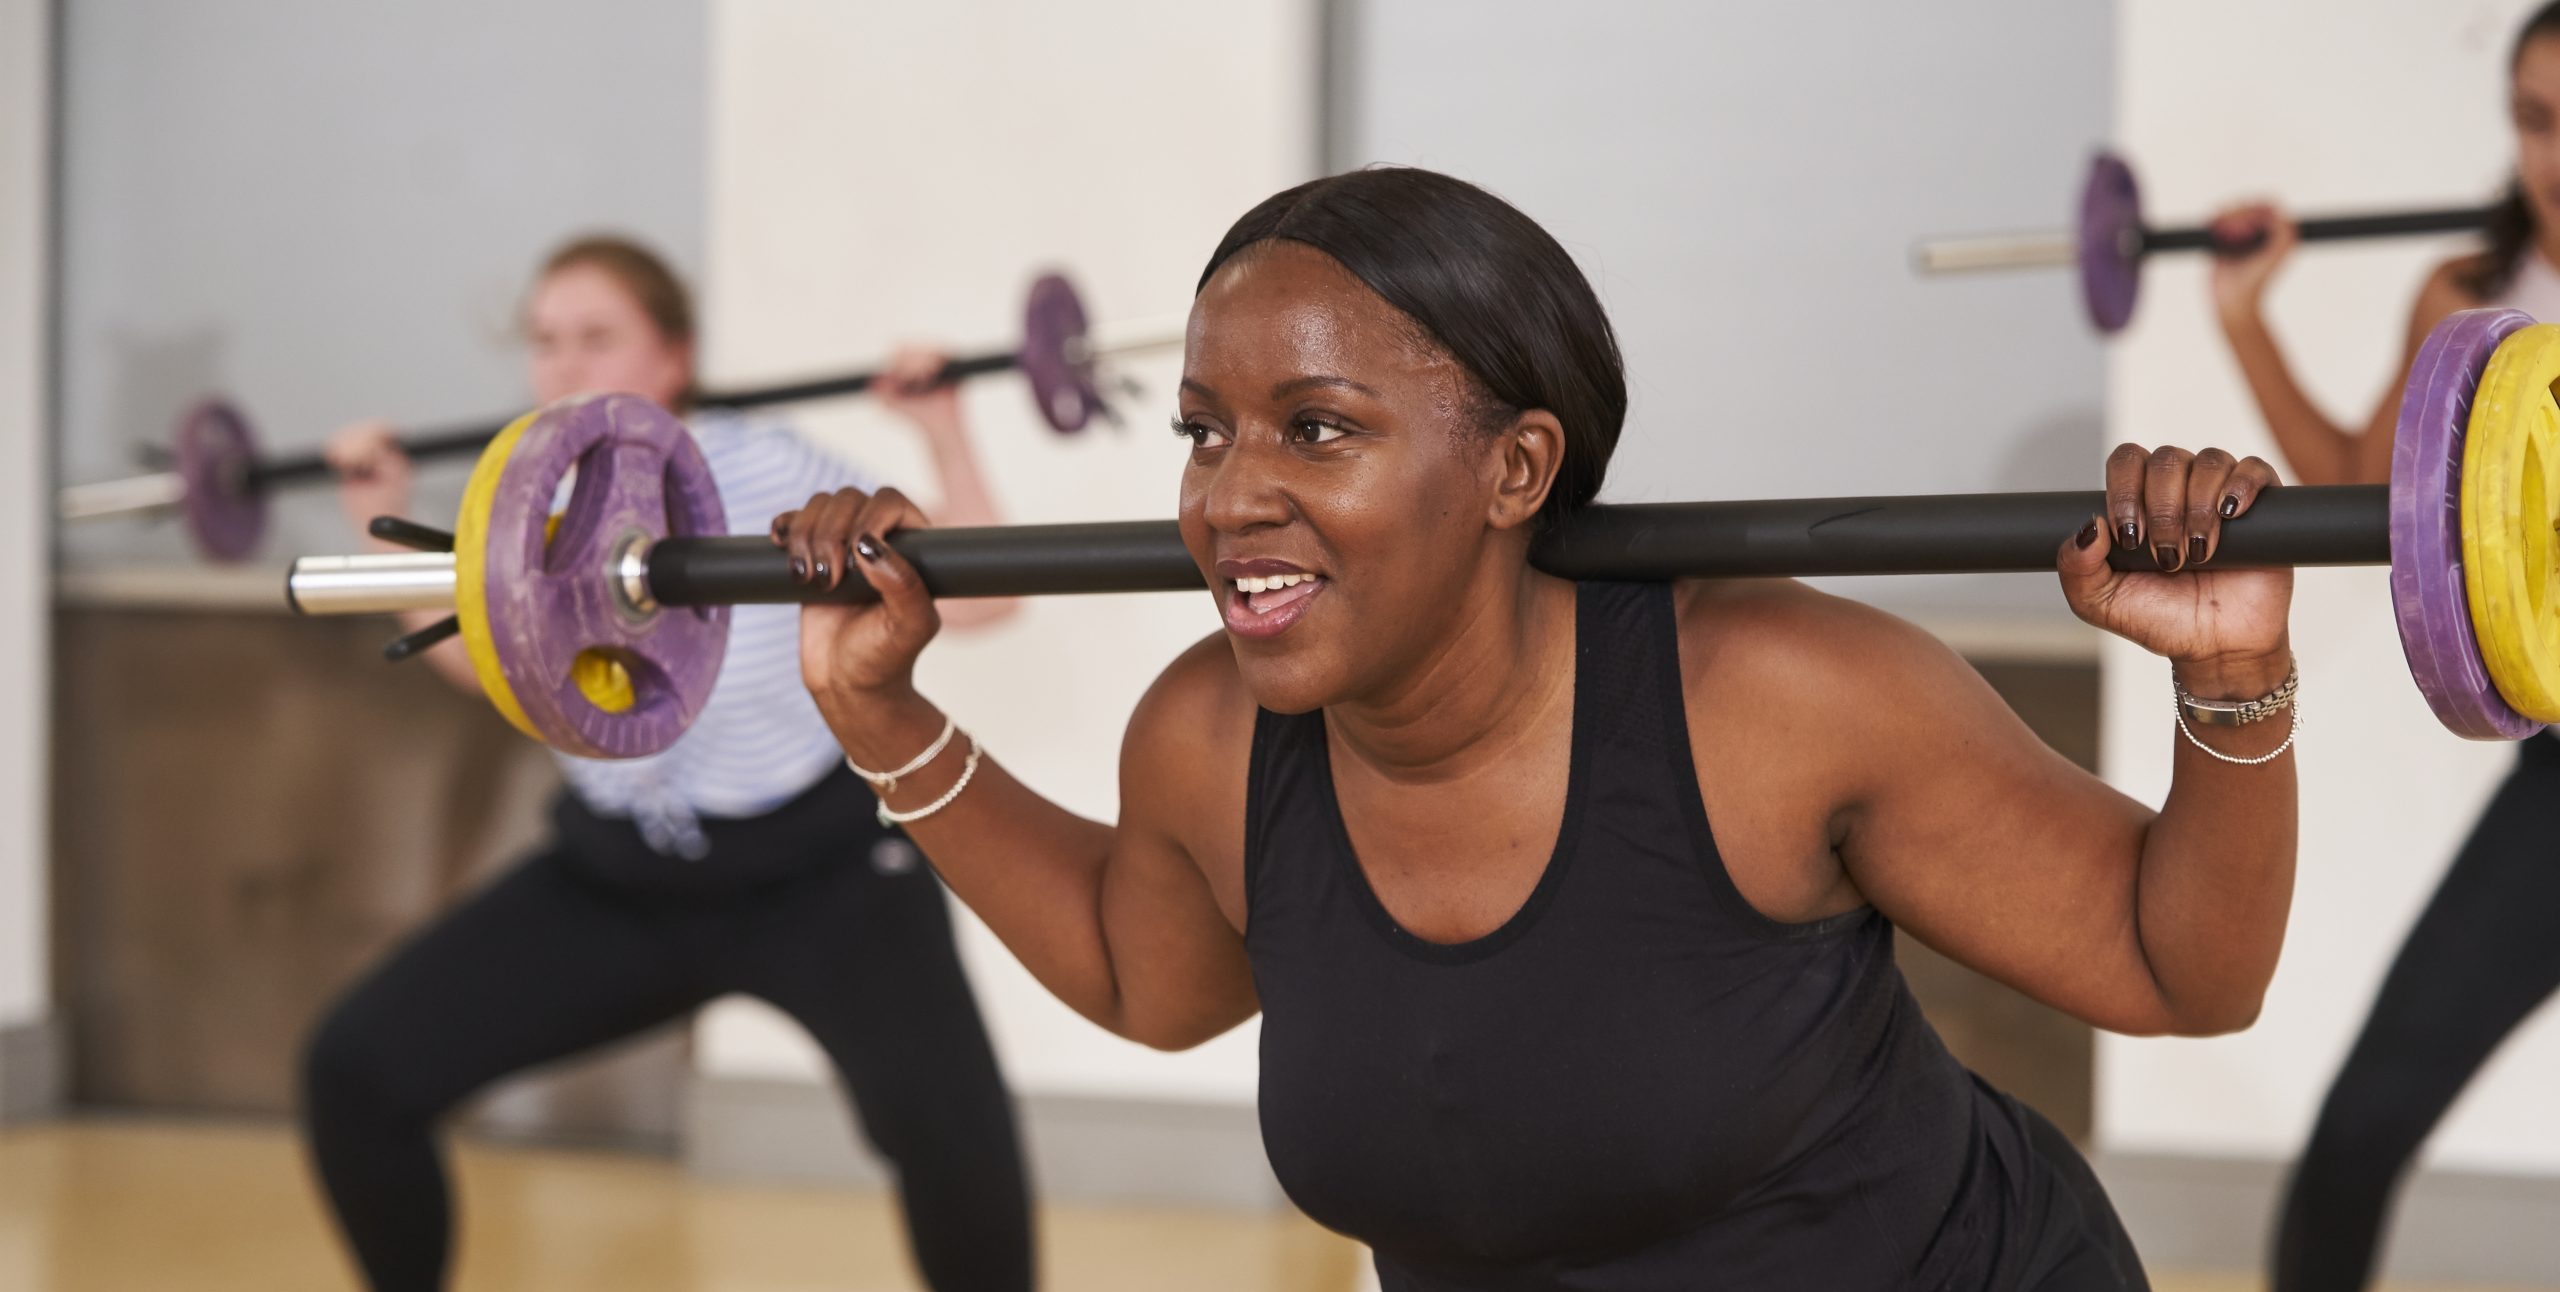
top-left (301, 998), bottom-right (450, 1127)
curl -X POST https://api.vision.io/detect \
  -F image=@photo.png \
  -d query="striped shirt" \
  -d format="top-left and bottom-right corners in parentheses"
top-left (555, 410), bottom-right (874, 856)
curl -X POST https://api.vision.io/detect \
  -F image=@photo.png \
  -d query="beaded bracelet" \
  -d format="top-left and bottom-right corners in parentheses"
top-left (846, 712), bottom-right (956, 796)
top-left (875, 735), bottom-right (984, 827)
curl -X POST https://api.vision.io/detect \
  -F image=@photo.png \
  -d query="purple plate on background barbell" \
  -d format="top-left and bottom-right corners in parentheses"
top-left (1020, 272), bottom-right (1101, 434)
top-left (2078, 151), bottom-right (2144, 335)
top-left (177, 399), bottom-right (265, 561)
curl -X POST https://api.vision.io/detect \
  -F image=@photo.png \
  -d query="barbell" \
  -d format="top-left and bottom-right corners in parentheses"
top-left (58, 273), bottom-right (1183, 562)
top-left (1913, 150), bottom-right (2496, 334)
top-left (284, 308), bottom-right (2560, 759)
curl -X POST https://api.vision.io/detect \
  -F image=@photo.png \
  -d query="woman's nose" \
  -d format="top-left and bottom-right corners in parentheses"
top-left (1199, 437), bottom-right (1294, 535)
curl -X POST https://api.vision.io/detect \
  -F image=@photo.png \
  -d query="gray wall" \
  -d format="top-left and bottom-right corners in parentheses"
top-left (54, 0), bottom-right (707, 567)
top-left (1336, 1), bottom-right (2113, 616)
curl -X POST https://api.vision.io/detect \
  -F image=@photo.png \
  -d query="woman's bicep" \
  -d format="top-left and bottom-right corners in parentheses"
top-left (1837, 630), bottom-right (2172, 1032)
top-left (1097, 634), bottom-right (1262, 1049)
top-left (1096, 818), bottom-right (1259, 1049)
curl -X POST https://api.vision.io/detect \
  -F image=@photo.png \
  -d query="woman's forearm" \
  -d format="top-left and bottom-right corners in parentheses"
top-left (2219, 309), bottom-right (2361, 485)
top-left (822, 685), bottom-right (1135, 1029)
top-left (917, 416), bottom-right (1005, 528)
top-left (400, 608), bottom-right (485, 695)
top-left (914, 416), bottom-right (1019, 629)
top-left (364, 529), bottom-right (485, 696)
top-left (2129, 649), bottom-right (2300, 1034)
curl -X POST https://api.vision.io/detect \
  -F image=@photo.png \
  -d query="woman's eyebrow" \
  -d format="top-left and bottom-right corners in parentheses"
top-left (1270, 374), bottom-right (1379, 399)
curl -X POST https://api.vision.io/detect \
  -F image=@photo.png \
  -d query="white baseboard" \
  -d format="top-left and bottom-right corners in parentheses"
top-left (0, 1015), bottom-right (65, 1123)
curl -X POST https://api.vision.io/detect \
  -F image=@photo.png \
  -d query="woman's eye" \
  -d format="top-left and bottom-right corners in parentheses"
top-left (1291, 417), bottom-right (1349, 444)
top-left (1170, 417), bottom-right (1230, 449)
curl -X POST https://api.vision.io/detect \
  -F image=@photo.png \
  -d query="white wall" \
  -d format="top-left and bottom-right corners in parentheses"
top-left (2099, 0), bottom-right (2560, 1174)
top-left (697, 0), bottom-right (1318, 1104)
top-left (0, 0), bottom-right (50, 1035)
top-left (52, 0), bottom-right (707, 569)
top-left (1341, 0), bottom-right (2114, 621)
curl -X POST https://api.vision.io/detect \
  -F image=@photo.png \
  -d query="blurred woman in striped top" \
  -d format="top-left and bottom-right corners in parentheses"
top-left (298, 235), bottom-right (1034, 1292)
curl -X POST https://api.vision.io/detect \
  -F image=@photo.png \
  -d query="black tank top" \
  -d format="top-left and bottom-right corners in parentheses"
top-left (1245, 581), bottom-right (2143, 1291)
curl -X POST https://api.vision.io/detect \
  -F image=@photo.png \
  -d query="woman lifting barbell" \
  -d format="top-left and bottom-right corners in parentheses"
top-left (2208, 5), bottom-right (2560, 1289)
top-left (299, 235), bottom-right (1035, 1292)
top-left (771, 166), bottom-right (2301, 1290)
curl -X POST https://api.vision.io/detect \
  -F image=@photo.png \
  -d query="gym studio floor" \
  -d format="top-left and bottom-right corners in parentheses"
top-left (0, 1119), bottom-right (2530, 1292)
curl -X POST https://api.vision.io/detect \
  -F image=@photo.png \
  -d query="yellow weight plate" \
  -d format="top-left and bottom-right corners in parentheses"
top-left (2462, 323), bottom-right (2560, 722)
top-left (453, 411), bottom-right (548, 744)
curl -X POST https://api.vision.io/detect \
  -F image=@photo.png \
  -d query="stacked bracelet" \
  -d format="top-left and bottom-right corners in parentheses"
top-left (2172, 664), bottom-right (2301, 767)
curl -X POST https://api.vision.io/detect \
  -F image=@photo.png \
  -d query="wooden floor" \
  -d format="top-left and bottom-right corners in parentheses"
top-left (0, 1119), bottom-right (2537, 1292)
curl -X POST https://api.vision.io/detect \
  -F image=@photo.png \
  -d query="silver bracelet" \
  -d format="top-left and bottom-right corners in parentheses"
top-left (2173, 685), bottom-right (2301, 766)
top-left (2177, 664), bottom-right (2299, 727)
top-left (875, 735), bottom-right (982, 827)
top-left (846, 712), bottom-right (955, 796)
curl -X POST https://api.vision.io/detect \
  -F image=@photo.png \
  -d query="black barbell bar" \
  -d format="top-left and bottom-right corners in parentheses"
top-left (287, 484), bottom-right (2389, 624)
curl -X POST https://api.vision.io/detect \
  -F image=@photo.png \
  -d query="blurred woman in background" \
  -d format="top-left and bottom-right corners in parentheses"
top-left (2207, 4), bottom-right (2560, 1288)
top-left (303, 235), bottom-right (1034, 1292)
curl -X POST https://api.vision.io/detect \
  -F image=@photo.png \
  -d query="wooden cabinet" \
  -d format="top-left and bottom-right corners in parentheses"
top-left (51, 600), bottom-right (685, 1148)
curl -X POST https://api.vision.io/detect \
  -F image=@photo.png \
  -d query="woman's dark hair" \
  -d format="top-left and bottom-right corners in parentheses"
top-left (1196, 167), bottom-right (1627, 529)
top-left (2460, 1), bottom-right (2560, 298)
top-left (535, 234), bottom-right (700, 411)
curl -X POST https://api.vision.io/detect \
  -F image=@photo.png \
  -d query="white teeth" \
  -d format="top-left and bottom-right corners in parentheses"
top-left (1233, 572), bottom-right (1319, 595)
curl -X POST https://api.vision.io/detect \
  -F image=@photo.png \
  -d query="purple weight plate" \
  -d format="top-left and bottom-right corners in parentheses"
top-left (2078, 151), bottom-right (2144, 335)
top-left (1019, 271), bottom-right (1100, 434)
top-left (177, 399), bottom-right (265, 561)
top-left (482, 394), bottom-right (728, 759)
top-left (2391, 307), bottom-right (2543, 740)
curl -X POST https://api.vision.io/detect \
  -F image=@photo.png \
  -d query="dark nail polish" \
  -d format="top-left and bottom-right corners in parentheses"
top-left (2189, 535), bottom-right (2208, 565)
top-left (814, 559), bottom-right (829, 581)
top-left (2220, 495), bottom-right (2239, 518)
top-left (857, 535), bottom-right (884, 563)
top-left (2154, 543), bottom-right (2179, 571)
top-left (790, 558), bottom-right (807, 580)
top-left (2076, 518), bottom-right (2100, 549)
top-left (2119, 522), bottom-right (2139, 549)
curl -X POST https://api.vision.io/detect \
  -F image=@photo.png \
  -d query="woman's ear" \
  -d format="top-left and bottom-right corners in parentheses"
top-left (1486, 409), bottom-right (1566, 532)
top-left (668, 337), bottom-right (699, 405)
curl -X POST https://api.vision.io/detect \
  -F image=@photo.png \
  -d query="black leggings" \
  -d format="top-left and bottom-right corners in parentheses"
top-left (2270, 734), bottom-right (2560, 1291)
top-left (299, 768), bottom-right (1033, 1292)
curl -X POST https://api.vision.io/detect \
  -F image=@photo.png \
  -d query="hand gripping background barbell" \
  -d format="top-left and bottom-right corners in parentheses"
top-left (284, 308), bottom-right (2560, 758)
top-left (1913, 150), bottom-right (2497, 334)
top-left (58, 273), bottom-right (1182, 562)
